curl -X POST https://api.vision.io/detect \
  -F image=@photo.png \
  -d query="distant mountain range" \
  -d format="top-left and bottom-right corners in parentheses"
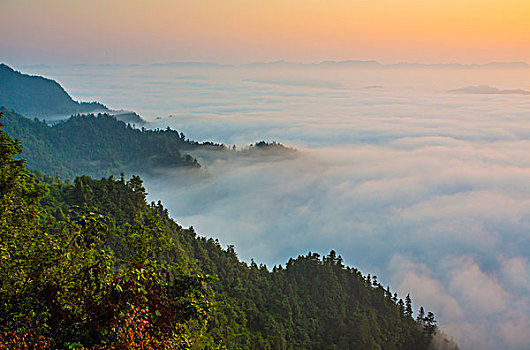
top-left (16, 60), bottom-right (530, 71)
top-left (19, 60), bottom-right (528, 70)
top-left (243, 60), bottom-right (530, 69)
top-left (0, 63), bottom-right (144, 124)
top-left (449, 85), bottom-right (530, 95)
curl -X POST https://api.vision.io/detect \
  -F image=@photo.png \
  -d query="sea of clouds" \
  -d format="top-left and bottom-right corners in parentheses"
top-left (20, 63), bottom-right (530, 350)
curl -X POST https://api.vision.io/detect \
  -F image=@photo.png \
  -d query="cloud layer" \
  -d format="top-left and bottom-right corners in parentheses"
top-left (28, 64), bottom-right (530, 350)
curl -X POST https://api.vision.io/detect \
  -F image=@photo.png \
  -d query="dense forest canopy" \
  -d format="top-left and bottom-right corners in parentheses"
top-left (0, 107), bottom-right (296, 180)
top-left (0, 108), bottom-right (200, 179)
top-left (0, 111), bottom-right (458, 349)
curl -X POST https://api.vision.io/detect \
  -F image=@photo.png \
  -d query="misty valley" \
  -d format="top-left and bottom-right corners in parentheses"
top-left (2, 62), bottom-right (530, 349)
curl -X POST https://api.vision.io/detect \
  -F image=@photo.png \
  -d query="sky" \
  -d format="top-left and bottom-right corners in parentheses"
top-left (3, 1), bottom-right (530, 349)
top-left (1, 0), bottom-right (530, 65)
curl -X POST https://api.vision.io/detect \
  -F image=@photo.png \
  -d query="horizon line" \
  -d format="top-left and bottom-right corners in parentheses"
top-left (11, 59), bottom-right (530, 70)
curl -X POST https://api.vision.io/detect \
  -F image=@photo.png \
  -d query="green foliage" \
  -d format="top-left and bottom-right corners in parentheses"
top-left (0, 107), bottom-right (298, 182)
top-left (40, 173), bottom-right (441, 349)
top-left (0, 113), bottom-right (447, 349)
top-left (0, 115), bottom-right (215, 349)
top-left (0, 108), bottom-right (200, 179)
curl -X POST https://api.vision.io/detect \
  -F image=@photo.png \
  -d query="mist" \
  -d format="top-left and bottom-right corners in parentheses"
top-left (23, 63), bottom-right (530, 350)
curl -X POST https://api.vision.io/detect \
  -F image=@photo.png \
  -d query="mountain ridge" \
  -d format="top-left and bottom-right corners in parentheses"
top-left (18, 60), bottom-right (530, 70)
top-left (0, 63), bottom-right (144, 124)
top-left (0, 117), bottom-right (454, 348)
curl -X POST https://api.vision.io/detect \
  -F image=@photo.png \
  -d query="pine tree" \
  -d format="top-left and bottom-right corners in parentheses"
top-left (423, 311), bottom-right (437, 338)
top-left (405, 293), bottom-right (413, 318)
top-left (417, 306), bottom-right (425, 324)
top-left (398, 299), bottom-right (405, 315)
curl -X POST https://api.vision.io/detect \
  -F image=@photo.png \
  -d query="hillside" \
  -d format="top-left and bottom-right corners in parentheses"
top-left (38, 175), bottom-right (439, 349)
top-left (0, 63), bottom-right (143, 123)
top-left (1, 107), bottom-right (296, 180)
top-left (0, 111), bottom-right (458, 349)
top-left (1, 107), bottom-right (199, 179)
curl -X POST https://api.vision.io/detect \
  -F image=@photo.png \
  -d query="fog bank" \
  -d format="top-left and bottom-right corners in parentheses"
top-left (26, 64), bottom-right (530, 350)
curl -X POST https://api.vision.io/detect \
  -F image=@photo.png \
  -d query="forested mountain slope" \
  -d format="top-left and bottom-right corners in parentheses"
top-left (27, 170), bottom-right (446, 349)
top-left (1, 107), bottom-right (296, 180)
top-left (1, 107), bottom-right (199, 179)
top-left (0, 110), bottom-right (458, 348)
top-left (0, 63), bottom-right (108, 118)
top-left (0, 118), bottom-right (213, 349)
top-left (0, 63), bottom-right (143, 123)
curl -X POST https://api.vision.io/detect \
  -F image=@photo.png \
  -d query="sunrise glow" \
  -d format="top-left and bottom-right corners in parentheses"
top-left (1, 0), bottom-right (529, 64)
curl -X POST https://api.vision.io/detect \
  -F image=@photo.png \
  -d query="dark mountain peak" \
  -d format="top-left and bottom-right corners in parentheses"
top-left (0, 63), bottom-right (59, 86)
top-left (0, 63), bottom-right (13, 71)
top-left (0, 63), bottom-right (107, 119)
top-left (0, 63), bottom-right (145, 124)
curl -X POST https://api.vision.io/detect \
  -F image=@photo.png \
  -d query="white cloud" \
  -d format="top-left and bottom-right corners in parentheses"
top-left (35, 64), bottom-right (530, 350)
top-left (446, 256), bottom-right (508, 315)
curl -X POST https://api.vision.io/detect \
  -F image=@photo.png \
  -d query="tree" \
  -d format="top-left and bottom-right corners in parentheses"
top-left (0, 110), bottom-right (444, 349)
top-left (398, 299), bottom-right (405, 315)
top-left (0, 115), bottom-right (215, 348)
top-left (405, 294), bottom-right (413, 318)
top-left (327, 249), bottom-right (337, 264)
top-left (417, 306), bottom-right (425, 324)
top-left (372, 275), bottom-right (378, 287)
top-left (0, 111), bottom-right (51, 340)
top-left (423, 311), bottom-right (437, 338)
top-left (0, 111), bottom-right (47, 232)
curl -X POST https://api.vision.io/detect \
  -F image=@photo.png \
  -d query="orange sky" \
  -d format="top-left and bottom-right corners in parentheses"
top-left (1, 0), bottom-right (529, 64)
